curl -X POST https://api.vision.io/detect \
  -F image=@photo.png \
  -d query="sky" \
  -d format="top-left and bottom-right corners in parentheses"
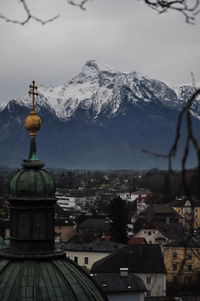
top-left (0, 0), bottom-right (200, 103)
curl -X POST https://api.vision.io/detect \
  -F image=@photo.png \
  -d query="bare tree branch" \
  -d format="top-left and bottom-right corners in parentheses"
top-left (0, 0), bottom-right (60, 25)
top-left (68, 0), bottom-right (92, 11)
top-left (0, 0), bottom-right (199, 25)
top-left (142, 0), bottom-right (200, 24)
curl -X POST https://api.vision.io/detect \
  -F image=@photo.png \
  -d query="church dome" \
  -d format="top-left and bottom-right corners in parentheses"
top-left (0, 257), bottom-right (107, 301)
top-left (0, 81), bottom-right (108, 301)
top-left (10, 160), bottom-right (56, 199)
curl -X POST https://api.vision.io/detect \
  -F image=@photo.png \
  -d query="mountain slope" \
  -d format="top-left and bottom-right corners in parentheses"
top-left (0, 60), bottom-right (199, 169)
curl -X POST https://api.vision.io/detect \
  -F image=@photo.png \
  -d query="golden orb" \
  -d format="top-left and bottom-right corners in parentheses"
top-left (25, 111), bottom-right (41, 134)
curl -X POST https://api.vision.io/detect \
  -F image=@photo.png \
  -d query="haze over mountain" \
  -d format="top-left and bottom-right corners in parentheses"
top-left (0, 60), bottom-right (199, 169)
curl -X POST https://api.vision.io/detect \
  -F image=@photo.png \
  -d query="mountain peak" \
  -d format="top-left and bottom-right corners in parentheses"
top-left (82, 59), bottom-right (119, 75)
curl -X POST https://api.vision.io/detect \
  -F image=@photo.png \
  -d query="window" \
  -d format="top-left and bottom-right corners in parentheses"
top-left (173, 252), bottom-right (177, 259)
top-left (147, 276), bottom-right (151, 284)
top-left (148, 231), bottom-right (151, 236)
top-left (188, 264), bottom-right (192, 272)
top-left (173, 276), bottom-right (178, 282)
top-left (185, 276), bottom-right (192, 284)
top-left (187, 254), bottom-right (192, 260)
top-left (173, 263), bottom-right (177, 271)
top-left (146, 291), bottom-right (151, 297)
top-left (84, 257), bottom-right (89, 265)
top-left (74, 256), bottom-right (78, 264)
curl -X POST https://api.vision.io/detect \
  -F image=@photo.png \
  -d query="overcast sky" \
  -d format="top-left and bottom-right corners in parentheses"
top-left (0, 0), bottom-right (200, 103)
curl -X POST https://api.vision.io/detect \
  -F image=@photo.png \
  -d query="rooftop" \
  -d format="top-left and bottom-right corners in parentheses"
top-left (91, 245), bottom-right (166, 274)
top-left (91, 273), bottom-right (146, 293)
top-left (63, 240), bottom-right (125, 253)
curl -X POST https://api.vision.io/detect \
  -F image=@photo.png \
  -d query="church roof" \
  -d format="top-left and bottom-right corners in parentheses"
top-left (0, 257), bottom-right (107, 301)
top-left (10, 161), bottom-right (56, 199)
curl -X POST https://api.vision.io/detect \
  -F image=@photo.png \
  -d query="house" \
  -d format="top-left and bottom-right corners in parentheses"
top-left (78, 216), bottom-right (112, 238)
top-left (163, 237), bottom-right (200, 289)
top-left (171, 198), bottom-right (200, 229)
top-left (91, 245), bottom-right (166, 297)
top-left (118, 189), bottom-right (150, 204)
top-left (63, 240), bottom-right (125, 270)
top-left (56, 195), bottom-right (78, 211)
top-left (137, 205), bottom-right (183, 225)
top-left (128, 237), bottom-right (147, 245)
top-left (133, 221), bottom-right (185, 246)
top-left (91, 270), bottom-right (146, 301)
top-left (55, 218), bottom-right (76, 242)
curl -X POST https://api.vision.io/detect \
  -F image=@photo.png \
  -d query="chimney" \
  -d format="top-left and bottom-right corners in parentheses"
top-left (120, 268), bottom-right (128, 277)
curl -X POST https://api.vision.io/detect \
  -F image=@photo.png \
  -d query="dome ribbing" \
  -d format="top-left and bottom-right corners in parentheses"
top-left (0, 258), bottom-right (107, 301)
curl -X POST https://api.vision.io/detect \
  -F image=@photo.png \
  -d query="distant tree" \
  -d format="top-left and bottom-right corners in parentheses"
top-left (110, 197), bottom-right (128, 244)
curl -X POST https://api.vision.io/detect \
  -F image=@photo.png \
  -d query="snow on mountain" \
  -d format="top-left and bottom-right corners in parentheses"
top-left (4, 60), bottom-right (199, 120)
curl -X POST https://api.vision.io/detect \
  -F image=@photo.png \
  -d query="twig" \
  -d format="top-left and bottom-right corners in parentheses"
top-left (68, 0), bottom-right (92, 11)
top-left (0, 0), bottom-right (60, 25)
top-left (142, 0), bottom-right (200, 24)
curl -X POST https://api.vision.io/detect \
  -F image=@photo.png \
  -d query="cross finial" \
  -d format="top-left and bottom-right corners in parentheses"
top-left (28, 80), bottom-right (38, 111)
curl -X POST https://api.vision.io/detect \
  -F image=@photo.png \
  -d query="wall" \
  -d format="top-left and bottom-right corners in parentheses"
top-left (135, 273), bottom-right (166, 297)
top-left (134, 229), bottom-right (168, 245)
top-left (55, 225), bottom-right (75, 242)
top-left (107, 292), bottom-right (144, 301)
top-left (66, 250), bottom-right (110, 270)
top-left (164, 246), bottom-right (200, 283)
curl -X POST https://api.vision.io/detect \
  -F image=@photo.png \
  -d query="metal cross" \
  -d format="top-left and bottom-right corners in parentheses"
top-left (28, 80), bottom-right (38, 111)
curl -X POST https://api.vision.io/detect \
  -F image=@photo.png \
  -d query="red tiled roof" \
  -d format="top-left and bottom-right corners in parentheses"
top-left (128, 237), bottom-right (147, 245)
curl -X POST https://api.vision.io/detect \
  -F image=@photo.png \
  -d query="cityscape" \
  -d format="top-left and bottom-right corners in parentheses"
top-left (0, 1), bottom-right (200, 300)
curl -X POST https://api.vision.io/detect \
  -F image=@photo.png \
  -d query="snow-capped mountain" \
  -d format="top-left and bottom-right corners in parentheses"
top-left (0, 60), bottom-right (200, 169)
top-left (11, 60), bottom-right (199, 120)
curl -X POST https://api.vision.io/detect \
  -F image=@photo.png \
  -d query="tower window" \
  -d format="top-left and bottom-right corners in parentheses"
top-left (84, 257), bottom-right (89, 265)
top-left (173, 252), bottom-right (177, 259)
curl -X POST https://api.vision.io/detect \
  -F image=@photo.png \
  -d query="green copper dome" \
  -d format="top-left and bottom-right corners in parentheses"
top-left (0, 257), bottom-right (107, 301)
top-left (1, 81), bottom-right (108, 301)
top-left (10, 160), bottom-right (55, 199)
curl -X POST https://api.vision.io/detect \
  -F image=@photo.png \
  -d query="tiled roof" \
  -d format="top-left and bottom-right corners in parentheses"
top-left (55, 218), bottom-right (74, 226)
top-left (91, 245), bottom-right (166, 274)
top-left (63, 240), bottom-right (125, 252)
top-left (79, 218), bottom-right (111, 232)
top-left (91, 273), bottom-right (146, 293)
top-left (164, 236), bottom-right (200, 248)
top-left (128, 237), bottom-right (147, 245)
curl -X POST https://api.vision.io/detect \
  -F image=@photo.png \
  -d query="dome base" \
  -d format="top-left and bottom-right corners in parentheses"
top-left (0, 248), bottom-right (65, 259)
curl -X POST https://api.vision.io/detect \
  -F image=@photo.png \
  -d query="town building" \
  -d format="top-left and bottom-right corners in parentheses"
top-left (171, 198), bottom-right (200, 229)
top-left (78, 216), bottom-right (112, 238)
top-left (133, 221), bottom-right (184, 246)
top-left (55, 218), bottom-right (76, 242)
top-left (91, 271), bottom-right (146, 301)
top-left (163, 237), bottom-right (200, 288)
top-left (63, 240), bottom-right (125, 270)
top-left (91, 245), bottom-right (166, 297)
